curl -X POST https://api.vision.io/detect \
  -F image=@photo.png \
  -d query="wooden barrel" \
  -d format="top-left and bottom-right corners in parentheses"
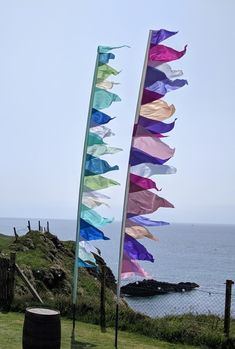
top-left (22, 307), bottom-right (61, 349)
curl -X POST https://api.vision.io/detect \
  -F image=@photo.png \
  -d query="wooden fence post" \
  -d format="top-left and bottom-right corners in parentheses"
top-left (47, 221), bottom-right (50, 233)
top-left (224, 279), bottom-right (234, 337)
top-left (27, 221), bottom-right (31, 232)
top-left (100, 265), bottom-right (106, 333)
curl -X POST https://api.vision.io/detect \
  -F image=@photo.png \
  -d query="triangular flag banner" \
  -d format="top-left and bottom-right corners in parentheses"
top-left (128, 215), bottom-right (170, 227)
top-left (97, 64), bottom-right (119, 83)
top-left (138, 116), bottom-right (177, 134)
top-left (93, 88), bottom-right (121, 110)
top-left (149, 44), bottom-right (187, 63)
top-left (127, 190), bottom-right (174, 216)
top-left (121, 253), bottom-right (151, 279)
top-left (140, 99), bottom-right (175, 121)
top-left (91, 108), bottom-right (115, 127)
top-left (87, 144), bottom-right (123, 157)
top-left (125, 221), bottom-right (159, 241)
top-left (150, 29), bottom-right (178, 45)
top-left (84, 175), bottom-right (120, 191)
top-left (80, 219), bottom-right (110, 241)
top-left (124, 233), bottom-right (154, 262)
top-left (130, 163), bottom-right (177, 177)
top-left (81, 205), bottom-right (113, 228)
top-left (85, 154), bottom-right (119, 176)
top-left (98, 52), bottom-right (115, 64)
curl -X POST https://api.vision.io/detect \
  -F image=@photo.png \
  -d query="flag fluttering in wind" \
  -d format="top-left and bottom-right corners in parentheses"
top-left (72, 46), bottom-right (125, 314)
top-left (116, 29), bottom-right (188, 282)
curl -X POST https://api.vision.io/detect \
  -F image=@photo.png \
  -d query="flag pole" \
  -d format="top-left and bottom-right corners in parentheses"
top-left (114, 31), bottom-right (152, 348)
top-left (72, 49), bottom-right (100, 332)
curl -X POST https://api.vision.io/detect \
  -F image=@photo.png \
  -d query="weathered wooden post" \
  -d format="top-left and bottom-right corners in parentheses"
top-left (100, 265), bottom-right (106, 333)
top-left (46, 221), bottom-right (50, 233)
top-left (13, 227), bottom-right (19, 242)
top-left (27, 221), bottom-right (31, 232)
top-left (224, 279), bottom-right (234, 337)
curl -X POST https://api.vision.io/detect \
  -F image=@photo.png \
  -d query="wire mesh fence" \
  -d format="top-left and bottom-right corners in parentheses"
top-left (123, 281), bottom-right (235, 320)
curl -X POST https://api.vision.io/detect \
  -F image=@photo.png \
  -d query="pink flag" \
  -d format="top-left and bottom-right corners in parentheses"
top-left (127, 190), bottom-right (174, 216)
top-left (149, 44), bottom-right (187, 63)
top-left (121, 252), bottom-right (150, 279)
top-left (133, 125), bottom-right (175, 160)
top-left (130, 173), bottom-right (160, 192)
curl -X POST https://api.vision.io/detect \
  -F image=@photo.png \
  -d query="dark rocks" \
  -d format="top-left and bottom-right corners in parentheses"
top-left (121, 279), bottom-right (199, 297)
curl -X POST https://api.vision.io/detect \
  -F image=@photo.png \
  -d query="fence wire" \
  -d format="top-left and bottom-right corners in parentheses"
top-left (123, 283), bottom-right (235, 319)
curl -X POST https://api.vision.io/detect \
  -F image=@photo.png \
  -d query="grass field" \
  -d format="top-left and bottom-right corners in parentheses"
top-left (0, 312), bottom-right (200, 349)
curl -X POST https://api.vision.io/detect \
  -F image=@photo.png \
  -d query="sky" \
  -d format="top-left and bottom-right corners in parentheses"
top-left (0, 0), bottom-right (235, 224)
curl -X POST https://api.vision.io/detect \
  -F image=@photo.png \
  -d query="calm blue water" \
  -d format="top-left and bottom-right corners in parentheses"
top-left (1, 218), bottom-right (235, 317)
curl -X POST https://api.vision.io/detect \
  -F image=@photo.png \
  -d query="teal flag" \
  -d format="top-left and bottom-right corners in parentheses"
top-left (81, 204), bottom-right (113, 228)
top-left (88, 132), bottom-right (106, 146)
top-left (93, 88), bottom-right (121, 110)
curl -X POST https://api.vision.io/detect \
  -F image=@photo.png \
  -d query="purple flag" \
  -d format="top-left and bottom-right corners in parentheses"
top-left (151, 29), bottom-right (178, 45)
top-left (138, 117), bottom-right (177, 134)
top-left (142, 89), bottom-right (163, 104)
top-left (124, 233), bottom-right (154, 262)
top-left (127, 190), bottom-right (174, 216)
top-left (144, 66), bottom-right (167, 87)
top-left (129, 215), bottom-right (170, 227)
top-left (129, 147), bottom-right (170, 166)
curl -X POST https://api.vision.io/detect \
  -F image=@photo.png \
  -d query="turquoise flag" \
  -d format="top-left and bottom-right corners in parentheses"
top-left (88, 132), bottom-right (106, 146)
top-left (81, 204), bottom-right (113, 228)
top-left (93, 88), bottom-right (121, 110)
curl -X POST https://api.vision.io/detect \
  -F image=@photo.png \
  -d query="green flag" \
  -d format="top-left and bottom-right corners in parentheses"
top-left (84, 175), bottom-right (120, 191)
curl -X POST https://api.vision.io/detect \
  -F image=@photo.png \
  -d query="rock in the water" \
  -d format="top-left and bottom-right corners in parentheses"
top-left (121, 279), bottom-right (199, 297)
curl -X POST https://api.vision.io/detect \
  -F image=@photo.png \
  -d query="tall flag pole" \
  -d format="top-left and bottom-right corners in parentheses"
top-left (72, 45), bottom-right (127, 331)
top-left (115, 29), bottom-right (188, 347)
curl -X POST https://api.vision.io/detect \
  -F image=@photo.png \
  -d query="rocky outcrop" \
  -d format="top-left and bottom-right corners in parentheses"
top-left (121, 279), bottom-right (199, 297)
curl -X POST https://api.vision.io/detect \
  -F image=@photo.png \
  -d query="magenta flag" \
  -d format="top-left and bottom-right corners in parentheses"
top-left (149, 44), bottom-right (187, 63)
top-left (130, 173), bottom-right (160, 192)
top-left (121, 252), bottom-right (150, 279)
top-left (127, 190), bottom-right (174, 216)
top-left (133, 125), bottom-right (175, 160)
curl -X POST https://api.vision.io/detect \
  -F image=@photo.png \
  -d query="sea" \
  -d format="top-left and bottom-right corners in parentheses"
top-left (1, 217), bottom-right (235, 318)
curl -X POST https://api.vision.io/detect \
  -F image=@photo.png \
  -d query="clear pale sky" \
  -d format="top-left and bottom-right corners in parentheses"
top-left (0, 1), bottom-right (235, 224)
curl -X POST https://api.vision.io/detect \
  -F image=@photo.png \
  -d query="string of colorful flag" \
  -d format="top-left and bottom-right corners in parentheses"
top-left (121, 29), bottom-right (188, 279)
top-left (77, 46), bottom-right (126, 268)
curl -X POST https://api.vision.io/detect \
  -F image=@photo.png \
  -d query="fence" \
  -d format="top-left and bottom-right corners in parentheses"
top-left (123, 279), bottom-right (235, 337)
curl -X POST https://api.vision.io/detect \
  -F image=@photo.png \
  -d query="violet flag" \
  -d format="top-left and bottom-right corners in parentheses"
top-left (124, 234), bottom-right (154, 262)
top-left (151, 29), bottom-right (178, 45)
top-left (127, 190), bottom-right (174, 217)
top-left (138, 116), bottom-right (177, 134)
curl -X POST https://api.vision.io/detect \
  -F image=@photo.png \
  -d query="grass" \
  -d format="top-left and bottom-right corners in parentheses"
top-left (0, 311), bottom-right (201, 349)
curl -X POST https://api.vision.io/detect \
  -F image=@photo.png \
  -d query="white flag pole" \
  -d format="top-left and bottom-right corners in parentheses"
top-left (72, 49), bottom-right (100, 331)
top-left (114, 31), bottom-right (152, 348)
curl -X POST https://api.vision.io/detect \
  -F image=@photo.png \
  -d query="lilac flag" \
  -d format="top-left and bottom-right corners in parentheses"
top-left (151, 29), bottom-right (178, 45)
top-left (129, 215), bottom-right (170, 227)
top-left (124, 233), bottom-right (154, 262)
top-left (133, 125), bottom-right (175, 160)
top-left (121, 252), bottom-right (150, 279)
top-left (127, 190), bottom-right (174, 216)
top-left (149, 44), bottom-right (187, 63)
top-left (146, 78), bottom-right (188, 95)
top-left (142, 89), bottom-right (163, 104)
top-left (129, 147), bottom-right (170, 166)
top-left (138, 117), bottom-right (177, 134)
